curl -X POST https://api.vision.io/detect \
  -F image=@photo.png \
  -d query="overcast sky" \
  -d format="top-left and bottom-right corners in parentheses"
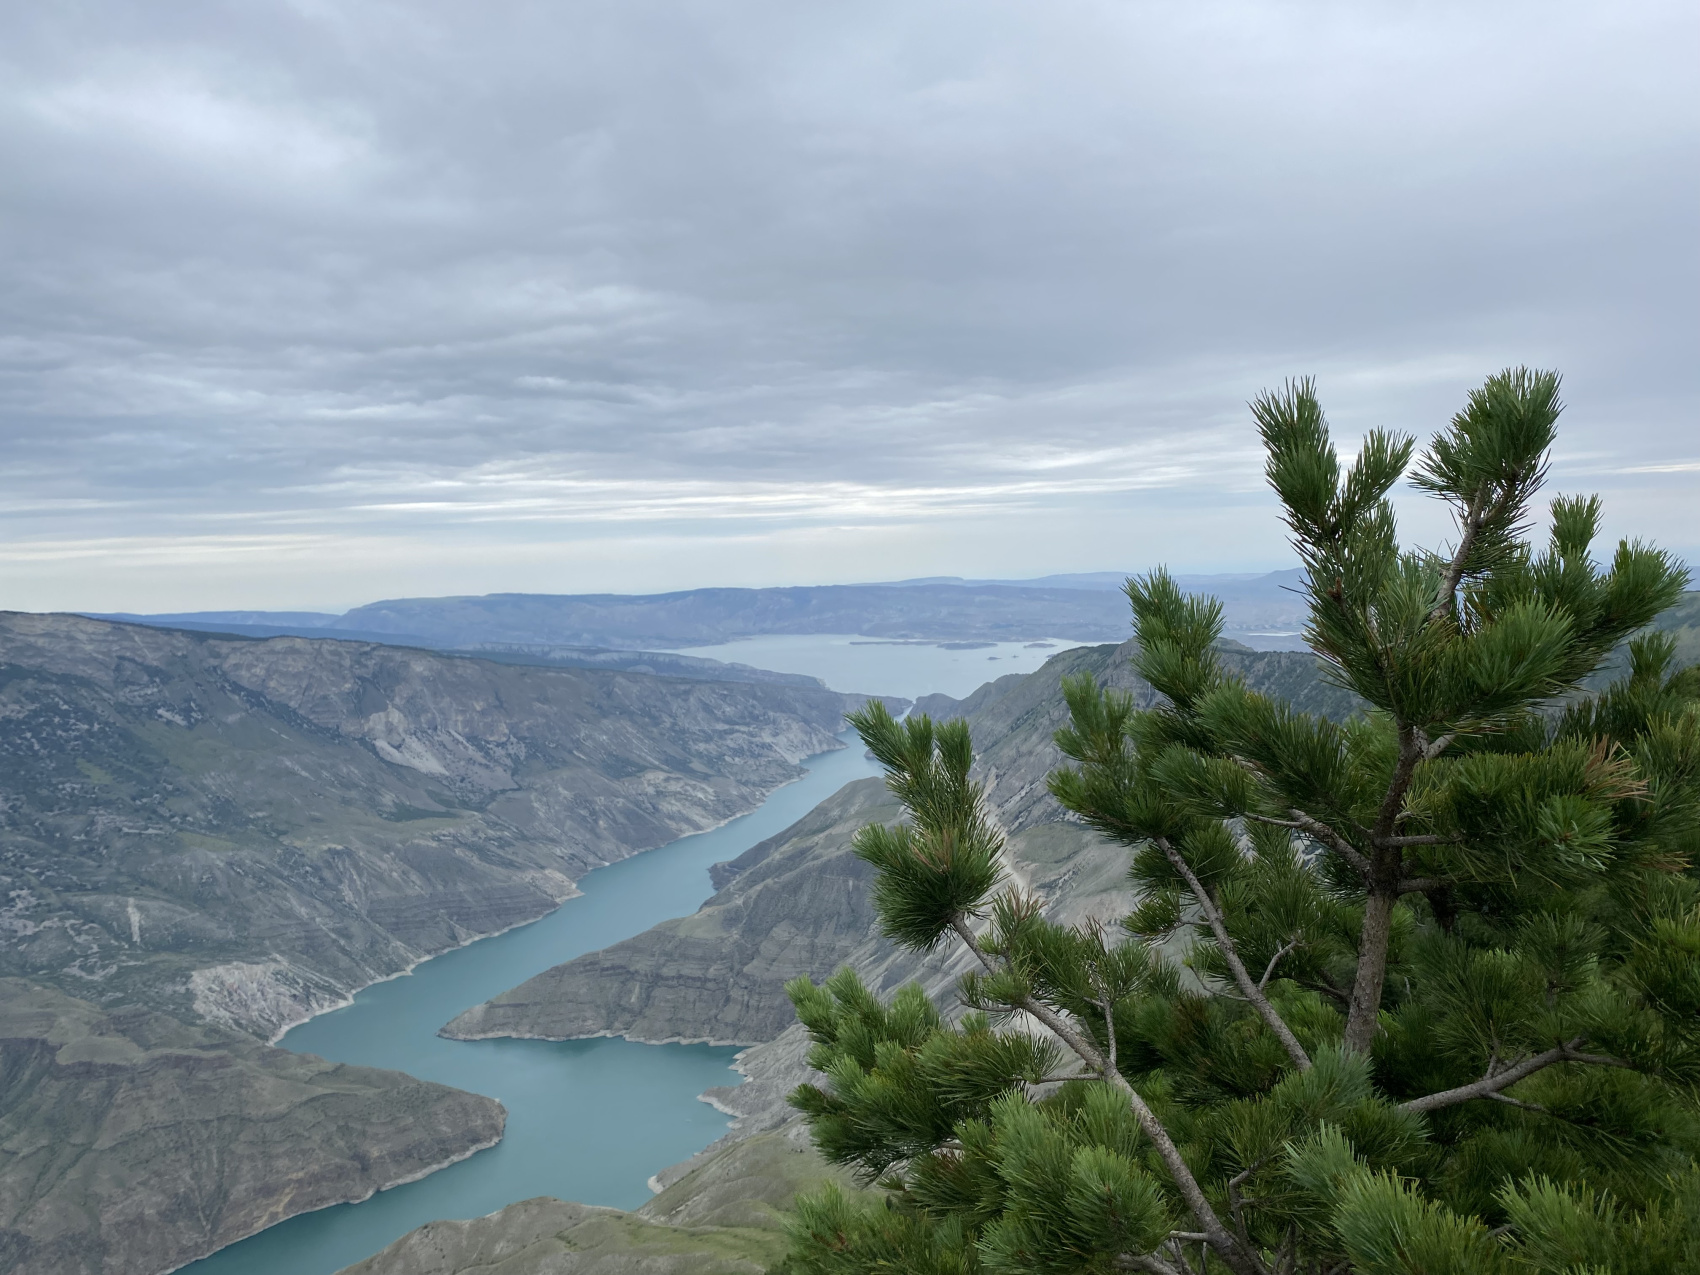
top-left (2, 1), bottom-right (1695, 612)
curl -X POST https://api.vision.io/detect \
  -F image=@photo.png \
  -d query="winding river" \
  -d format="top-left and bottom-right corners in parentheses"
top-left (181, 737), bottom-right (879, 1275)
top-left (181, 637), bottom-right (1081, 1275)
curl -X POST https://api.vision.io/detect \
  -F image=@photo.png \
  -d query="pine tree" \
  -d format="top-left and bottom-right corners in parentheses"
top-left (778, 369), bottom-right (1700, 1274)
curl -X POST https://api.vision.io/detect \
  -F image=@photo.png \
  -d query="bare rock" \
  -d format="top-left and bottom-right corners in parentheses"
top-left (0, 980), bottom-right (505, 1275)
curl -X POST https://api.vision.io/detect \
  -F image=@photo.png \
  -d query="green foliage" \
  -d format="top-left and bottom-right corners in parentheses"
top-left (846, 702), bottom-right (1007, 950)
top-left (781, 371), bottom-right (1700, 1274)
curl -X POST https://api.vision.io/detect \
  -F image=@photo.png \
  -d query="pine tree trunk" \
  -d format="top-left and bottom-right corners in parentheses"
top-left (1345, 888), bottom-right (1396, 1053)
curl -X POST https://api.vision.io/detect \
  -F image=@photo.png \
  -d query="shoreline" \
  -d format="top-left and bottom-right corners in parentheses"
top-left (262, 749), bottom-right (839, 1048)
top-left (162, 1128), bottom-right (508, 1275)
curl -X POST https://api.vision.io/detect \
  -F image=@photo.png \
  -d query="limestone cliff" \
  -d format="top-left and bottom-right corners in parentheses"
top-left (0, 612), bottom-right (881, 1039)
top-left (440, 638), bottom-right (1353, 1054)
top-left (0, 980), bottom-right (505, 1275)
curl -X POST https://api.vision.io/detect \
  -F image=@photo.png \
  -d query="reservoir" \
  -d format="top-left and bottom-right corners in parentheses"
top-left (659, 633), bottom-right (1085, 700)
top-left (181, 734), bottom-right (882, 1275)
top-left (180, 636), bottom-right (1095, 1275)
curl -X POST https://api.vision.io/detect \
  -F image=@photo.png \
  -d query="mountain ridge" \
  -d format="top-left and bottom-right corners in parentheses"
top-left (95, 569), bottom-right (1316, 653)
top-left (0, 612), bottom-right (885, 1037)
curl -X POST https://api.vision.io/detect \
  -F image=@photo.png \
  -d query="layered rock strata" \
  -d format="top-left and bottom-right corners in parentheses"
top-left (0, 980), bottom-right (505, 1275)
top-left (0, 612), bottom-right (880, 1038)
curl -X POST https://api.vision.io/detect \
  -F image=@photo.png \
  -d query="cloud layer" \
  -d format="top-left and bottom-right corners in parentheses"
top-left (2, 1), bottom-right (1695, 610)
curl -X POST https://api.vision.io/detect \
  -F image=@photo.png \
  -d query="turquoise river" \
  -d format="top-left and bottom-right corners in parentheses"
top-left (180, 636), bottom-right (1080, 1275)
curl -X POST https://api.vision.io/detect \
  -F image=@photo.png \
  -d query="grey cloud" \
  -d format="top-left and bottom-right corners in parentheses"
top-left (0, 0), bottom-right (1694, 608)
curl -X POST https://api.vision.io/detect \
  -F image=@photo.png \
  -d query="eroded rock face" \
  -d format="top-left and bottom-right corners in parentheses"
top-left (440, 640), bottom-right (1358, 1167)
top-left (0, 612), bottom-right (878, 1037)
top-left (0, 980), bottom-right (505, 1275)
top-left (440, 778), bottom-right (901, 1047)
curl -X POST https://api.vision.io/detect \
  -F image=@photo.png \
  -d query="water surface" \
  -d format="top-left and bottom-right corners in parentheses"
top-left (661, 633), bottom-right (1087, 700)
top-left (182, 736), bottom-right (881, 1275)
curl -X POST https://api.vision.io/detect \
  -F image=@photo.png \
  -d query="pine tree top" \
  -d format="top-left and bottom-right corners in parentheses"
top-left (780, 369), bottom-right (1700, 1275)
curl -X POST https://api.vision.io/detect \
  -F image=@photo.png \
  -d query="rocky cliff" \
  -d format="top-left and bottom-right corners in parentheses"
top-left (0, 613), bottom-right (880, 1039)
top-left (442, 638), bottom-right (1355, 1052)
top-left (0, 980), bottom-right (505, 1275)
top-left (350, 638), bottom-right (1360, 1275)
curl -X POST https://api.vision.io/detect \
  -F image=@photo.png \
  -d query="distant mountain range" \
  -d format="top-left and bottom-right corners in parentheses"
top-left (92, 569), bottom-right (1311, 654)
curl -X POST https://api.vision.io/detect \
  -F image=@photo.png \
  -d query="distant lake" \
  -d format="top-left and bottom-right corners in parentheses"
top-left (660, 633), bottom-right (1091, 700)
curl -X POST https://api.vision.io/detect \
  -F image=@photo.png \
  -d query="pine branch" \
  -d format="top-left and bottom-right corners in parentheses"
top-left (1430, 490), bottom-right (1491, 624)
top-left (1157, 836), bottom-right (1312, 1073)
top-left (1258, 939), bottom-right (1301, 992)
top-left (1251, 809), bottom-right (1373, 880)
top-left (1346, 727), bottom-right (1427, 1053)
top-left (1114, 1254), bottom-right (1186, 1275)
top-left (947, 913), bottom-right (1270, 1275)
top-left (1372, 726), bottom-right (1424, 844)
top-left (1400, 1037), bottom-right (1636, 1114)
top-left (1485, 1092), bottom-right (1548, 1114)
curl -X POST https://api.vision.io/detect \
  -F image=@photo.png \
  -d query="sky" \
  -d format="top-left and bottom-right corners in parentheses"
top-left (1, 1), bottom-right (1695, 614)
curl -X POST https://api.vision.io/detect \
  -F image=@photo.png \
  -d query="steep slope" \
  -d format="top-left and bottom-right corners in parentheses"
top-left (0, 613), bottom-right (877, 1038)
top-left (0, 980), bottom-right (505, 1275)
top-left (442, 778), bottom-right (901, 1046)
top-left (443, 639), bottom-right (1356, 1051)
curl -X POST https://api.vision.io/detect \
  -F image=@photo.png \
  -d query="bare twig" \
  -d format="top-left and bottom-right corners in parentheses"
top-left (1401, 1037), bottom-right (1636, 1114)
top-left (1431, 492), bottom-right (1490, 624)
top-left (1157, 837), bottom-right (1312, 1074)
top-left (1258, 939), bottom-right (1300, 992)
top-left (1486, 1092), bottom-right (1549, 1114)
top-left (1423, 732), bottom-right (1457, 760)
top-left (1104, 999), bottom-right (1119, 1080)
top-left (948, 913), bottom-right (1269, 1275)
top-left (1282, 810), bottom-right (1374, 879)
top-left (1228, 1154), bottom-right (1274, 1248)
top-left (1563, 1050), bottom-right (1638, 1071)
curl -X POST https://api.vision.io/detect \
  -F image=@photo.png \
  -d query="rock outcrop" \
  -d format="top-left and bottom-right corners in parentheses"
top-left (0, 980), bottom-right (505, 1275)
top-left (438, 638), bottom-right (1362, 1194)
top-left (0, 612), bottom-right (884, 1038)
top-left (442, 638), bottom-right (1356, 1055)
top-left (440, 778), bottom-right (901, 1046)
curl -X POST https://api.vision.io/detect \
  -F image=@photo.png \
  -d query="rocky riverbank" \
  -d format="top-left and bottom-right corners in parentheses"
top-left (0, 980), bottom-right (506, 1275)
